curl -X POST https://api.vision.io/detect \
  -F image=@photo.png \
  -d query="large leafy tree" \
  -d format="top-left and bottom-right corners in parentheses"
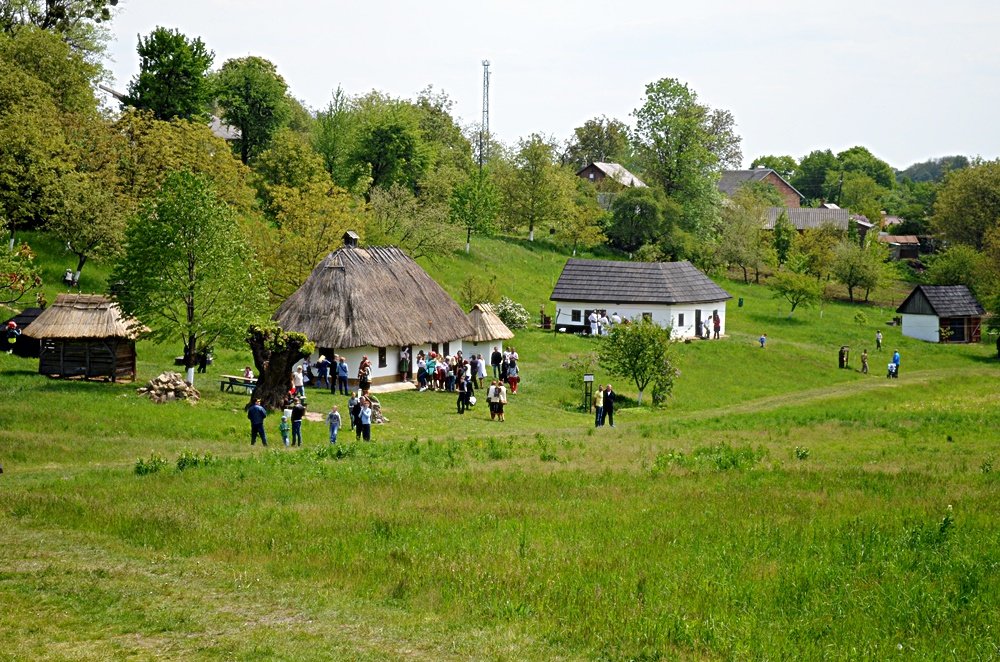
top-left (366, 184), bottom-right (454, 260)
top-left (607, 186), bottom-right (667, 252)
top-left (831, 239), bottom-right (886, 302)
top-left (771, 210), bottom-right (795, 268)
top-left (312, 87), bottom-right (364, 192)
top-left (499, 133), bottom-right (571, 241)
top-left (111, 171), bottom-right (266, 385)
top-left (598, 318), bottom-right (678, 406)
top-left (0, 0), bottom-right (118, 58)
top-left (563, 116), bottom-right (632, 171)
top-left (631, 77), bottom-right (741, 233)
top-left (246, 325), bottom-right (314, 410)
top-left (123, 27), bottom-right (214, 121)
top-left (555, 177), bottom-right (606, 256)
top-left (350, 93), bottom-right (430, 197)
top-left (771, 270), bottom-right (823, 317)
top-left (719, 187), bottom-right (771, 283)
top-left (215, 56), bottom-right (290, 164)
top-left (450, 168), bottom-right (499, 254)
top-left (791, 149), bottom-right (839, 203)
top-left (836, 146), bottom-right (895, 190)
top-left (750, 154), bottom-right (797, 181)
top-left (932, 160), bottom-right (1000, 250)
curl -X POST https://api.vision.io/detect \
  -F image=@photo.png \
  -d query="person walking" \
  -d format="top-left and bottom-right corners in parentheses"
top-left (507, 360), bottom-right (520, 394)
top-left (316, 355), bottom-right (331, 389)
top-left (486, 380), bottom-right (498, 421)
top-left (456, 373), bottom-right (467, 414)
top-left (603, 385), bottom-right (616, 428)
top-left (5, 320), bottom-right (21, 353)
top-left (292, 365), bottom-right (305, 398)
top-left (247, 398), bottom-right (268, 446)
top-left (496, 380), bottom-right (507, 422)
top-left (336, 357), bottom-right (350, 395)
top-left (892, 349), bottom-right (901, 378)
top-left (358, 398), bottom-right (373, 441)
top-left (876, 330), bottom-right (883, 351)
top-left (759, 333), bottom-right (767, 349)
top-left (279, 415), bottom-right (291, 447)
top-left (326, 405), bottom-right (341, 444)
top-left (290, 398), bottom-right (306, 447)
top-left (593, 384), bottom-right (604, 427)
top-left (861, 349), bottom-right (869, 375)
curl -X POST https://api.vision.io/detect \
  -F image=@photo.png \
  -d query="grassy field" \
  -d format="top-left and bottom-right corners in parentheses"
top-left (2, 236), bottom-right (1000, 660)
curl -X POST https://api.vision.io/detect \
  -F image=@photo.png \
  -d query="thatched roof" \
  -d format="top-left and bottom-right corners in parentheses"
top-left (274, 245), bottom-right (475, 349)
top-left (23, 294), bottom-right (144, 340)
top-left (466, 303), bottom-right (514, 342)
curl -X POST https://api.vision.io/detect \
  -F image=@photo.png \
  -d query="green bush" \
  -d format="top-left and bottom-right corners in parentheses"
top-left (134, 453), bottom-right (168, 476)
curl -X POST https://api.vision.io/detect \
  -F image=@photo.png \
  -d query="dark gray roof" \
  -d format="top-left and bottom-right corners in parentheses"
top-left (896, 285), bottom-right (985, 317)
top-left (719, 168), bottom-right (804, 200)
top-left (550, 259), bottom-right (731, 305)
top-left (764, 207), bottom-right (873, 230)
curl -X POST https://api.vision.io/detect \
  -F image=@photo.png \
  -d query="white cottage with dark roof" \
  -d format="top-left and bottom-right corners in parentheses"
top-left (550, 259), bottom-right (732, 339)
top-left (896, 285), bottom-right (985, 343)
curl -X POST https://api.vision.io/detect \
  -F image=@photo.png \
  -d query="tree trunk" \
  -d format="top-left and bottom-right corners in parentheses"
top-left (247, 325), bottom-right (312, 411)
top-left (636, 389), bottom-right (643, 405)
top-left (466, 226), bottom-right (471, 254)
top-left (848, 285), bottom-right (854, 302)
top-left (741, 265), bottom-right (748, 284)
top-left (74, 253), bottom-right (87, 284)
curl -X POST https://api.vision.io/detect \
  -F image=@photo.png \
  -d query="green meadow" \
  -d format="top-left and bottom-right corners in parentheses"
top-left (2, 236), bottom-right (999, 660)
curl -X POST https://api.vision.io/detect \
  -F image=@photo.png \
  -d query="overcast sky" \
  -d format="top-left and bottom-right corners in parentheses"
top-left (105, 0), bottom-right (1000, 170)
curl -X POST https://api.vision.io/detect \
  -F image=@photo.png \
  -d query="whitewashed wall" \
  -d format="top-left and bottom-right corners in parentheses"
top-left (901, 313), bottom-right (941, 343)
top-left (553, 300), bottom-right (727, 340)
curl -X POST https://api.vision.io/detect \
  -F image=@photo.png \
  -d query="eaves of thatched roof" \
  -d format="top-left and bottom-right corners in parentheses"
top-left (466, 303), bottom-right (514, 342)
top-left (274, 246), bottom-right (475, 349)
top-left (23, 294), bottom-right (144, 340)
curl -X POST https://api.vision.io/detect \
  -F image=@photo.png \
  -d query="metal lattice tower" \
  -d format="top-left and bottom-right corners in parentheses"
top-left (479, 60), bottom-right (490, 171)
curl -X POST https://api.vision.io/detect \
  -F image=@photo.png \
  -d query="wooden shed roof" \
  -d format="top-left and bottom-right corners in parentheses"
top-left (764, 207), bottom-right (873, 231)
top-left (551, 259), bottom-right (731, 305)
top-left (466, 303), bottom-right (514, 342)
top-left (896, 285), bottom-right (985, 318)
top-left (273, 245), bottom-right (475, 349)
top-left (23, 294), bottom-right (144, 340)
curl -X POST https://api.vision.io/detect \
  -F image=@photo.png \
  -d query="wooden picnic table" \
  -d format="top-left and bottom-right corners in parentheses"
top-left (219, 374), bottom-right (257, 394)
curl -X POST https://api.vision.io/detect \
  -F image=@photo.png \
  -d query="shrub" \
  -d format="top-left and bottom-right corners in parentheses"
top-left (176, 450), bottom-right (217, 471)
top-left (795, 446), bottom-right (810, 460)
top-left (496, 296), bottom-right (530, 330)
top-left (134, 453), bottom-right (168, 476)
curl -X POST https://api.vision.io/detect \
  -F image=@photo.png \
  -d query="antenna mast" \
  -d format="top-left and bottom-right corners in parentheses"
top-left (479, 60), bottom-right (490, 171)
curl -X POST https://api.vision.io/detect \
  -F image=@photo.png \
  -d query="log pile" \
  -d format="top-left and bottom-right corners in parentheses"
top-left (137, 371), bottom-right (200, 404)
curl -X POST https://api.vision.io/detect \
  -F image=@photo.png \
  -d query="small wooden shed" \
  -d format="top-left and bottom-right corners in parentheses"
top-left (896, 285), bottom-right (984, 343)
top-left (23, 294), bottom-right (142, 381)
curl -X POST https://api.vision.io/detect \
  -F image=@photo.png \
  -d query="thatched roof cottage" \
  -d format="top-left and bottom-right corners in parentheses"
top-left (464, 303), bottom-right (514, 354)
top-left (23, 294), bottom-right (143, 381)
top-left (274, 233), bottom-right (474, 386)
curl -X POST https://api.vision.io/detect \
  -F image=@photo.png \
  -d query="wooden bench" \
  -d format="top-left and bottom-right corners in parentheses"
top-left (220, 375), bottom-right (256, 394)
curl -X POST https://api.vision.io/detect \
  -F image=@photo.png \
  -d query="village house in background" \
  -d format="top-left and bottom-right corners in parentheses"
top-left (719, 168), bottom-right (804, 208)
top-left (877, 234), bottom-right (921, 260)
top-left (576, 162), bottom-right (647, 210)
top-left (464, 303), bottom-right (514, 355)
top-left (24, 294), bottom-right (143, 381)
top-left (896, 285), bottom-right (985, 343)
top-left (274, 232), bottom-right (474, 387)
top-left (550, 258), bottom-right (731, 339)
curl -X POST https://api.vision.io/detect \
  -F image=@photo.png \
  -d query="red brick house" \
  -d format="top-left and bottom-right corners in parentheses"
top-left (719, 168), bottom-right (803, 208)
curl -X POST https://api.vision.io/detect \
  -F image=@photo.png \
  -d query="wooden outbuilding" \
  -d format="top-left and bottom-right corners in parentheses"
top-left (896, 285), bottom-right (984, 343)
top-left (274, 233), bottom-right (475, 386)
top-left (23, 294), bottom-right (142, 381)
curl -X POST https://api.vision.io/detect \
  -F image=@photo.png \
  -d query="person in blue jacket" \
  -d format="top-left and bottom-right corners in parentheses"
top-left (247, 398), bottom-right (268, 446)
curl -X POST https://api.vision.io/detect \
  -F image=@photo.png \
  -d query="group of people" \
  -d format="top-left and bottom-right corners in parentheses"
top-left (588, 311), bottom-right (622, 336)
top-left (591, 384), bottom-right (617, 428)
top-left (857, 331), bottom-right (900, 378)
top-left (700, 313), bottom-right (722, 340)
top-left (416, 346), bottom-right (521, 397)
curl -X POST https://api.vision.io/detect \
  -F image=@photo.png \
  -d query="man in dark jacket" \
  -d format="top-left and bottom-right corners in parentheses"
top-left (247, 398), bottom-right (268, 446)
top-left (603, 385), bottom-right (616, 428)
top-left (491, 347), bottom-right (503, 380)
top-left (290, 398), bottom-right (306, 446)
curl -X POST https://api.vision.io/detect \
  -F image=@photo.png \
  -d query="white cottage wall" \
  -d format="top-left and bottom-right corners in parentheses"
top-left (553, 301), bottom-right (726, 340)
top-left (901, 313), bottom-right (941, 343)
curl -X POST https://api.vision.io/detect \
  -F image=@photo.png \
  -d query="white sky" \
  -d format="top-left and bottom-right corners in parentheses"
top-left (105, 0), bottom-right (1000, 170)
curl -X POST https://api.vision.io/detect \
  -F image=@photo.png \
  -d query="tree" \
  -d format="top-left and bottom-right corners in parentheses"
top-left (598, 318), bottom-right (677, 405)
top-left (563, 116), bottom-right (632, 170)
top-left (631, 77), bottom-right (741, 233)
top-left (719, 187), bottom-right (771, 283)
top-left (925, 245), bottom-right (985, 294)
top-left (607, 186), bottom-right (667, 252)
top-left (791, 149), bottom-right (838, 203)
top-left (499, 134), bottom-right (571, 241)
top-left (366, 184), bottom-right (454, 260)
top-left (836, 146), bottom-right (895, 190)
top-left (0, 0), bottom-right (118, 59)
top-left (252, 127), bottom-right (329, 215)
top-left (246, 324), bottom-right (313, 411)
top-left (123, 27), bottom-right (214, 121)
top-left (771, 270), bottom-right (823, 317)
top-left (349, 93), bottom-right (431, 197)
top-left (555, 178), bottom-right (606, 256)
top-left (449, 168), bottom-right (498, 253)
top-left (215, 56), bottom-right (290, 164)
top-left (899, 155), bottom-right (969, 183)
top-left (312, 87), bottom-right (366, 193)
top-left (772, 211), bottom-right (795, 268)
top-left (0, 232), bottom-right (41, 304)
top-left (796, 222), bottom-right (845, 281)
top-left (750, 155), bottom-right (797, 181)
top-left (831, 239), bottom-right (883, 302)
top-left (932, 160), bottom-right (1000, 250)
top-left (0, 24), bottom-right (100, 114)
top-left (111, 171), bottom-right (266, 385)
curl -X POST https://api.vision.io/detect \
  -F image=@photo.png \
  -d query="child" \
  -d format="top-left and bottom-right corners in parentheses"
top-left (326, 405), bottom-right (341, 444)
top-left (759, 333), bottom-right (767, 349)
top-left (279, 415), bottom-right (291, 447)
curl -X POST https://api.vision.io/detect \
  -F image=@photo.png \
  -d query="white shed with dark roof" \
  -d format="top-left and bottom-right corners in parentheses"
top-left (550, 259), bottom-right (732, 339)
top-left (896, 285), bottom-right (985, 343)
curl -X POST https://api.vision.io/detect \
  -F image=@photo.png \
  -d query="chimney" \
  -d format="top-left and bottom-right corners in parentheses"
top-left (343, 230), bottom-right (359, 248)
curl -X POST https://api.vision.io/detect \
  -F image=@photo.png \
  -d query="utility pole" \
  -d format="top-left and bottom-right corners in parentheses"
top-left (479, 60), bottom-right (490, 172)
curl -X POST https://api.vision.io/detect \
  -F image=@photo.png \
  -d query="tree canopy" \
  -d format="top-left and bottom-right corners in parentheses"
top-left (215, 56), bottom-right (290, 164)
top-left (598, 318), bottom-right (678, 406)
top-left (123, 27), bottom-right (214, 121)
top-left (932, 160), bottom-right (1000, 250)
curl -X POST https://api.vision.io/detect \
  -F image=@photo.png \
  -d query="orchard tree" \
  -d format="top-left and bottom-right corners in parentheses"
top-left (632, 77), bottom-right (741, 233)
top-left (450, 168), bottom-right (499, 253)
top-left (349, 92), bottom-right (431, 196)
top-left (831, 239), bottom-right (884, 302)
top-left (555, 178), bottom-right (606, 256)
top-left (0, 231), bottom-right (41, 304)
top-left (598, 318), bottom-right (678, 406)
top-left (771, 270), bottom-right (823, 317)
top-left (772, 210), bottom-right (795, 268)
top-left (111, 171), bottom-right (266, 385)
top-left (932, 160), bottom-right (1000, 250)
top-left (366, 184), bottom-right (454, 259)
top-left (0, 0), bottom-right (118, 58)
top-left (123, 27), bottom-right (214, 121)
top-left (926, 245), bottom-right (985, 293)
top-left (215, 56), bottom-right (290, 164)
top-left (719, 187), bottom-right (771, 283)
top-left (607, 186), bottom-right (667, 252)
top-left (500, 134), bottom-right (571, 241)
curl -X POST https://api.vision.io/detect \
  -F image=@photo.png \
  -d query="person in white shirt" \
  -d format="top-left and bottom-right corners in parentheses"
top-left (588, 311), bottom-right (599, 335)
top-left (599, 313), bottom-right (610, 336)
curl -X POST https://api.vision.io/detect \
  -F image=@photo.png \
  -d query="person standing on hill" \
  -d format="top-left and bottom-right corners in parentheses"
top-left (491, 346), bottom-right (502, 379)
top-left (861, 349), bottom-right (869, 375)
top-left (247, 398), bottom-right (268, 446)
top-left (876, 330), bottom-right (883, 351)
top-left (593, 384), bottom-right (604, 427)
top-left (892, 349), bottom-right (901, 377)
top-left (588, 311), bottom-right (599, 335)
top-left (399, 347), bottom-right (410, 382)
top-left (759, 333), bottom-right (767, 349)
top-left (456, 372), bottom-right (468, 414)
top-left (326, 405), bottom-right (341, 444)
top-left (279, 415), bottom-right (291, 447)
top-left (603, 385), bottom-right (615, 428)
top-left (292, 365), bottom-right (305, 398)
top-left (316, 355), bottom-right (331, 389)
top-left (358, 397), bottom-right (373, 441)
top-left (336, 357), bottom-right (350, 395)
top-left (291, 398), bottom-right (306, 447)
top-left (358, 356), bottom-right (372, 395)
top-left (496, 380), bottom-right (507, 422)
top-left (713, 313), bottom-right (721, 339)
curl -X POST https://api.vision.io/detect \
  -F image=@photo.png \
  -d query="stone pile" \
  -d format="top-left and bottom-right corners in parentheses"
top-left (137, 371), bottom-right (200, 404)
